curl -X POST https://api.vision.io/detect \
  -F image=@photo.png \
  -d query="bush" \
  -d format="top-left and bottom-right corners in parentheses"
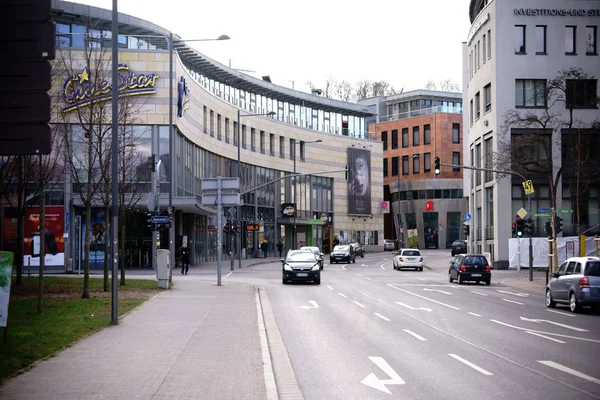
top-left (408, 232), bottom-right (419, 249)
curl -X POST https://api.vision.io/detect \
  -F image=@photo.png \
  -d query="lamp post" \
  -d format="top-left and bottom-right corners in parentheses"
top-left (292, 139), bottom-right (322, 249)
top-left (167, 33), bottom-right (229, 282)
top-left (237, 110), bottom-right (275, 267)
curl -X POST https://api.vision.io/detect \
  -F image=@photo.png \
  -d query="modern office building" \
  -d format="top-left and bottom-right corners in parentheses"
top-left (360, 90), bottom-right (466, 249)
top-left (463, 0), bottom-right (600, 268)
top-left (0, 0), bottom-right (384, 270)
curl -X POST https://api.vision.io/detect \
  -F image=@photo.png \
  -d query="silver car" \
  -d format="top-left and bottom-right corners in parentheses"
top-left (383, 239), bottom-right (396, 251)
top-left (546, 256), bottom-right (600, 313)
top-left (300, 246), bottom-right (324, 270)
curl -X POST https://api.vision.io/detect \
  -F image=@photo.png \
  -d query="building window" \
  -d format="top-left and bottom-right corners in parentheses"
top-left (413, 155), bottom-right (420, 174)
top-left (279, 136), bottom-right (285, 157)
top-left (469, 100), bottom-right (474, 125)
top-left (453, 152), bottom-right (461, 171)
top-left (487, 29), bottom-right (492, 59)
top-left (391, 157), bottom-right (399, 176)
top-left (217, 114), bottom-right (222, 140)
top-left (233, 121), bottom-right (238, 146)
top-left (210, 110), bottom-right (214, 137)
top-left (482, 34), bottom-right (487, 62)
top-left (251, 128), bottom-right (256, 151)
top-left (469, 51), bottom-right (473, 79)
top-left (289, 139), bottom-right (295, 160)
top-left (270, 133), bottom-right (275, 156)
top-left (515, 25), bottom-right (526, 54)
top-left (402, 156), bottom-right (409, 175)
top-left (565, 26), bottom-right (577, 55)
top-left (260, 130), bottom-right (265, 153)
top-left (203, 106), bottom-right (208, 134)
top-left (299, 141), bottom-right (305, 161)
top-left (225, 117), bottom-right (230, 143)
top-left (515, 79), bottom-right (547, 107)
top-left (424, 153), bottom-right (431, 173)
top-left (402, 128), bottom-right (409, 148)
top-left (382, 131), bottom-right (388, 150)
top-left (536, 25), bottom-right (547, 54)
top-left (475, 92), bottom-right (481, 120)
top-left (424, 124), bottom-right (431, 144)
top-left (383, 158), bottom-right (388, 177)
top-left (412, 126), bottom-right (420, 146)
top-left (587, 26), bottom-right (598, 55)
top-left (475, 42), bottom-right (479, 71)
top-left (452, 123), bottom-right (460, 144)
top-left (391, 129), bottom-right (398, 149)
top-left (484, 84), bottom-right (492, 113)
top-left (566, 79), bottom-right (598, 108)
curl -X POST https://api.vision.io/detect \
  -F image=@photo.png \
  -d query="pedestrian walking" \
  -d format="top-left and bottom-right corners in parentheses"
top-left (181, 242), bottom-right (190, 275)
top-left (261, 240), bottom-right (268, 258)
top-left (276, 240), bottom-right (284, 258)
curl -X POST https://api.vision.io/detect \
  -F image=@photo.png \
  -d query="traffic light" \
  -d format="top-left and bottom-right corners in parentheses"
top-left (545, 221), bottom-right (551, 236)
top-left (463, 223), bottom-right (470, 237)
top-left (434, 157), bottom-right (441, 175)
top-left (523, 218), bottom-right (534, 237)
top-left (512, 222), bottom-right (517, 236)
top-left (555, 216), bottom-right (563, 234)
top-left (147, 155), bottom-right (156, 172)
top-left (146, 212), bottom-right (155, 230)
top-left (516, 219), bottom-right (525, 237)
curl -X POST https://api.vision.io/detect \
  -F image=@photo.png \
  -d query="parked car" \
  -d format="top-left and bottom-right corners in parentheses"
top-left (300, 246), bottom-right (324, 270)
top-left (349, 242), bottom-right (365, 258)
top-left (281, 250), bottom-right (321, 285)
top-left (546, 256), bottom-right (600, 313)
top-left (330, 245), bottom-right (356, 264)
top-left (451, 240), bottom-right (468, 256)
top-left (448, 254), bottom-right (491, 285)
top-left (383, 239), bottom-right (395, 251)
top-left (393, 248), bottom-right (424, 271)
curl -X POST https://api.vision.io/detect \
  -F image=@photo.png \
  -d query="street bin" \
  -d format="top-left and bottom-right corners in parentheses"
top-left (156, 249), bottom-right (170, 289)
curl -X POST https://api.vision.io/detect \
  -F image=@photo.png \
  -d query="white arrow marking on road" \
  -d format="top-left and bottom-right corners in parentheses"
top-left (361, 356), bottom-right (405, 394)
top-left (525, 331), bottom-right (566, 343)
top-left (300, 301), bottom-right (319, 310)
top-left (342, 264), bottom-right (347, 270)
top-left (395, 301), bottom-right (432, 312)
top-left (423, 288), bottom-right (452, 295)
top-left (498, 290), bottom-right (529, 297)
top-left (388, 284), bottom-right (461, 310)
top-left (471, 290), bottom-right (487, 296)
top-left (503, 299), bottom-right (524, 305)
top-left (449, 354), bottom-right (493, 375)
top-left (538, 361), bottom-right (600, 385)
top-left (374, 313), bottom-right (390, 321)
top-left (403, 329), bottom-right (427, 341)
top-left (520, 317), bottom-right (588, 332)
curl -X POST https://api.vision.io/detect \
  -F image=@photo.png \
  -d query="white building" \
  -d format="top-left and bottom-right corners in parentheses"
top-left (463, 0), bottom-right (600, 268)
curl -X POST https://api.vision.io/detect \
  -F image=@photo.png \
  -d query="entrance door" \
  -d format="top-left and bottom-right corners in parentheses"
top-left (422, 212), bottom-right (439, 249)
top-left (446, 212), bottom-right (461, 248)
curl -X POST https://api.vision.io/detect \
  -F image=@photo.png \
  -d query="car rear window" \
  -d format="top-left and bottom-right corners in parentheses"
top-left (453, 241), bottom-right (465, 246)
top-left (403, 250), bottom-right (421, 256)
top-left (585, 261), bottom-right (600, 277)
top-left (464, 256), bottom-right (487, 264)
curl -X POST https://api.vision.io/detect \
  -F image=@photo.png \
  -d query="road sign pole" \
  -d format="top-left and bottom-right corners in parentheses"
top-left (528, 194), bottom-right (533, 281)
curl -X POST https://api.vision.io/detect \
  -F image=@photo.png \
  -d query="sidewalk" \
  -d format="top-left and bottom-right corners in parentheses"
top-left (0, 257), bottom-right (285, 400)
top-left (493, 268), bottom-right (549, 294)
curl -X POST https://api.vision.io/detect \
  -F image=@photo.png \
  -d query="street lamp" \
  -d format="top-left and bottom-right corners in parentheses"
top-left (237, 110), bottom-right (276, 268)
top-left (292, 139), bottom-right (322, 249)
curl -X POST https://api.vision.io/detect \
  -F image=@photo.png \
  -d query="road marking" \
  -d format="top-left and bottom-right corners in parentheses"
top-left (338, 293), bottom-right (348, 298)
top-left (300, 301), bottom-right (319, 310)
top-left (526, 331), bottom-right (566, 343)
top-left (361, 356), bottom-right (405, 394)
top-left (225, 272), bottom-right (233, 278)
top-left (380, 263), bottom-right (387, 270)
top-left (342, 264), bottom-right (347, 270)
top-left (546, 309), bottom-right (575, 317)
top-left (404, 329), bottom-right (427, 341)
top-left (490, 319), bottom-right (600, 343)
top-left (388, 284), bottom-right (460, 310)
top-left (361, 264), bottom-right (367, 267)
top-left (354, 301), bottom-right (366, 308)
top-left (403, 273), bottom-right (411, 277)
top-left (503, 299), bottom-right (524, 305)
top-left (394, 301), bottom-right (432, 312)
top-left (520, 317), bottom-right (588, 332)
top-left (498, 290), bottom-right (529, 297)
top-left (355, 273), bottom-right (362, 277)
top-left (449, 354), bottom-right (493, 376)
top-left (423, 288), bottom-right (452, 295)
top-left (471, 290), bottom-right (487, 296)
top-left (374, 313), bottom-right (390, 321)
top-left (538, 361), bottom-right (600, 385)
top-left (417, 277), bottom-right (427, 281)
top-left (468, 312), bottom-right (482, 317)
top-left (327, 285), bottom-right (334, 290)
top-left (365, 277), bottom-right (372, 280)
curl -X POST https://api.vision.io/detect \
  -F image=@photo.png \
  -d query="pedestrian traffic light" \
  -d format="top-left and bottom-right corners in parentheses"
top-left (516, 219), bottom-right (525, 237)
top-left (523, 218), bottom-right (534, 237)
top-left (434, 157), bottom-right (441, 175)
top-left (463, 223), bottom-right (470, 237)
top-left (512, 222), bottom-right (517, 236)
top-left (230, 225), bottom-right (236, 234)
top-left (555, 216), bottom-right (563, 234)
top-left (344, 165), bottom-right (349, 180)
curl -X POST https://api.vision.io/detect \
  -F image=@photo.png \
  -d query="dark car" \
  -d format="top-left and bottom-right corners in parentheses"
top-left (282, 250), bottom-right (321, 285)
top-left (330, 245), bottom-right (356, 264)
top-left (546, 256), bottom-right (600, 313)
top-left (448, 254), bottom-right (491, 285)
top-left (349, 242), bottom-right (365, 258)
top-left (451, 240), bottom-right (467, 256)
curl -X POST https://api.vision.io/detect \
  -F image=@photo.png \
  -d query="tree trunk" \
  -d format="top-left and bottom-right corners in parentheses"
top-left (38, 155), bottom-right (45, 314)
top-left (15, 156), bottom-right (24, 285)
top-left (103, 204), bottom-right (110, 292)
top-left (120, 205), bottom-right (126, 286)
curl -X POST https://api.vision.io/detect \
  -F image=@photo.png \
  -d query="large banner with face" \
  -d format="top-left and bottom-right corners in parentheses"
top-left (347, 148), bottom-right (371, 216)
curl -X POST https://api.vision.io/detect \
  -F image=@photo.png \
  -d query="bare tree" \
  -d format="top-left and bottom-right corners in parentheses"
top-left (424, 79), bottom-right (460, 92)
top-left (307, 77), bottom-right (402, 101)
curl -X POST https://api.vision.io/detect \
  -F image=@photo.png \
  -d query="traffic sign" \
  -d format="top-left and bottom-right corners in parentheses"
top-left (151, 216), bottom-right (169, 224)
top-left (464, 213), bottom-right (472, 221)
top-left (557, 209), bottom-right (573, 213)
top-left (539, 208), bottom-right (551, 213)
top-left (522, 180), bottom-right (534, 195)
top-left (202, 177), bottom-right (239, 191)
top-left (202, 193), bottom-right (240, 205)
top-left (517, 208), bottom-right (528, 219)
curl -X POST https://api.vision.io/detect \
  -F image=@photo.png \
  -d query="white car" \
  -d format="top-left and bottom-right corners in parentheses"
top-left (383, 239), bottom-right (396, 251)
top-left (300, 246), bottom-right (324, 270)
top-left (393, 248), bottom-right (424, 271)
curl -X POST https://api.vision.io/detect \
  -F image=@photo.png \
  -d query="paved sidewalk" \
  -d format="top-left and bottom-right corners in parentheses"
top-left (0, 258), bottom-right (280, 400)
top-left (493, 269), bottom-right (549, 294)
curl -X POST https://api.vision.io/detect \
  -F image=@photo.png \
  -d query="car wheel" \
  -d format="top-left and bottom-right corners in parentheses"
top-left (361, 254), bottom-right (364, 258)
top-left (451, 251), bottom-right (455, 256)
top-left (315, 278), bottom-right (321, 285)
top-left (569, 292), bottom-right (580, 313)
top-left (282, 278), bottom-right (288, 284)
top-left (485, 279), bottom-right (491, 286)
top-left (545, 289), bottom-right (556, 308)
top-left (419, 267), bottom-right (423, 271)
top-left (457, 273), bottom-right (463, 285)
top-left (352, 258), bottom-right (356, 264)
top-left (449, 273), bottom-right (453, 283)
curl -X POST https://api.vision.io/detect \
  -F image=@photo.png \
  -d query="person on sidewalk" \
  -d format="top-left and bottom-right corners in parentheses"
top-left (277, 240), bottom-right (284, 258)
top-left (181, 243), bottom-right (190, 275)
top-left (261, 240), bottom-right (268, 258)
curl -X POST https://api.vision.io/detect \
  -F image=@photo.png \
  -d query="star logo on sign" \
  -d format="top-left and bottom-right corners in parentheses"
top-left (78, 67), bottom-right (90, 82)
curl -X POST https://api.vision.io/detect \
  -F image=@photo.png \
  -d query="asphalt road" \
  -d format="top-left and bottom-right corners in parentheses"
top-left (229, 249), bottom-right (600, 399)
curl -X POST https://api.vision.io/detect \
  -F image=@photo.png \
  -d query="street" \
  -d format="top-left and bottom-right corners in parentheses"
top-left (225, 250), bottom-right (600, 399)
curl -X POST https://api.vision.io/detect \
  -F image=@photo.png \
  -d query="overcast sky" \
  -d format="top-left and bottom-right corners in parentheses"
top-left (72, 0), bottom-right (473, 95)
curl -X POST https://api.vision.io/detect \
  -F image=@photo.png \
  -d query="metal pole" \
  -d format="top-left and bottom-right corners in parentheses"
top-left (397, 164), bottom-right (401, 247)
top-left (528, 194), bottom-right (533, 281)
top-left (237, 109), bottom-right (242, 268)
top-left (293, 145), bottom-right (297, 249)
top-left (110, 0), bottom-right (119, 325)
top-left (168, 32), bottom-right (175, 282)
top-left (217, 177), bottom-right (222, 285)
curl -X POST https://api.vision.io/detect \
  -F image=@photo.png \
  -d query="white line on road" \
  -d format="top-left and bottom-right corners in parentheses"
top-left (490, 319), bottom-right (600, 343)
top-left (225, 272), bottom-right (233, 278)
top-left (471, 290), bottom-right (487, 296)
top-left (503, 299), bottom-right (524, 305)
top-left (395, 302), bottom-right (432, 312)
top-left (354, 301), bottom-right (366, 308)
top-left (327, 285), bottom-right (334, 290)
top-left (365, 277), bottom-right (372, 280)
top-left (423, 288), bottom-right (452, 295)
top-left (417, 277), bottom-right (427, 281)
top-left (388, 284), bottom-right (460, 310)
top-left (468, 312), bottom-right (482, 317)
top-left (538, 361), bottom-right (600, 385)
top-left (449, 354), bottom-right (493, 375)
top-left (361, 264), bottom-right (367, 267)
top-left (338, 293), bottom-right (348, 298)
top-left (526, 331), bottom-right (566, 343)
top-left (355, 273), bottom-right (362, 277)
top-left (404, 329), bottom-right (427, 341)
top-left (403, 273), bottom-right (411, 277)
top-left (546, 309), bottom-right (575, 317)
top-left (520, 317), bottom-right (588, 332)
top-left (498, 290), bottom-right (529, 297)
top-left (374, 313), bottom-right (390, 321)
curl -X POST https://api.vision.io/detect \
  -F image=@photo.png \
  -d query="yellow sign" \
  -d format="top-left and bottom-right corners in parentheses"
top-left (522, 180), bottom-right (534, 195)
